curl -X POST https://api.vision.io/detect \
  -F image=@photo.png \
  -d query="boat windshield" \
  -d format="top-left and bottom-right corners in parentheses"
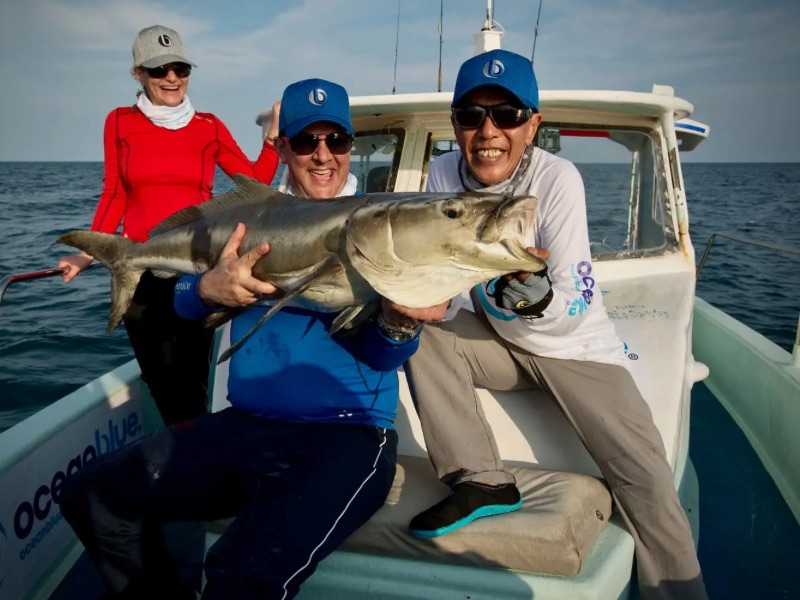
top-left (426, 125), bottom-right (674, 260)
top-left (351, 129), bottom-right (405, 194)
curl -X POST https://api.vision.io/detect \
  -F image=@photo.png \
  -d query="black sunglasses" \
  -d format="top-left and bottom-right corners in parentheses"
top-left (282, 131), bottom-right (354, 156)
top-left (452, 104), bottom-right (533, 130)
top-left (144, 63), bottom-right (192, 79)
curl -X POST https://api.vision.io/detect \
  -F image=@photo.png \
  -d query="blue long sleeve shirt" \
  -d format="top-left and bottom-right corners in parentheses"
top-left (174, 274), bottom-right (419, 429)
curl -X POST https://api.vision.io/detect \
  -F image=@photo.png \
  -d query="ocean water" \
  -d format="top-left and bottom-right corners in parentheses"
top-left (2, 161), bottom-right (799, 599)
top-left (0, 161), bottom-right (798, 432)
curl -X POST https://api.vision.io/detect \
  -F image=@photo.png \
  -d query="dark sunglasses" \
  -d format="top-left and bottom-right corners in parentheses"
top-left (282, 131), bottom-right (354, 156)
top-left (144, 63), bottom-right (192, 79)
top-left (452, 103), bottom-right (533, 130)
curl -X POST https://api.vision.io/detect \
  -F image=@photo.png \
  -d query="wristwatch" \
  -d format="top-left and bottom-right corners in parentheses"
top-left (377, 312), bottom-right (422, 342)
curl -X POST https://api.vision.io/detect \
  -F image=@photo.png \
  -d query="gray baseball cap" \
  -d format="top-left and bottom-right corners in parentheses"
top-left (132, 25), bottom-right (196, 69)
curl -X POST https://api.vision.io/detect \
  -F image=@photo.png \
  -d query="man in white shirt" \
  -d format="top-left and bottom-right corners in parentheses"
top-left (388, 49), bottom-right (707, 600)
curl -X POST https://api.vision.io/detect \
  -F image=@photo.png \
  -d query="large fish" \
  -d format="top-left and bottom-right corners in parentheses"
top-left (58, 175), bottom-right (544, 361)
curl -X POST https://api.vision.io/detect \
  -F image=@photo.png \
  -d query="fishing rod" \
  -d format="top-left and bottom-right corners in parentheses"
top-left (437, 0), bottom-right (444, 92)
top-left (0, 264), bottom-right (99, 307)
top-left (531, 0), bottom-right (543, 62)
top-left (392, 0), bottom-right (402, 94)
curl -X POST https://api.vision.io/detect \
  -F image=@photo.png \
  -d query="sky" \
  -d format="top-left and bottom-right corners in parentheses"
top-left (0, 0), bottom-right (798, 163)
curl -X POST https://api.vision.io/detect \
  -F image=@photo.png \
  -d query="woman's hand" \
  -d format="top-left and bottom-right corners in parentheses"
top-left (59, 253), bottom-right (94, 282)
top-left (265, 100), bottom-right (281, 143)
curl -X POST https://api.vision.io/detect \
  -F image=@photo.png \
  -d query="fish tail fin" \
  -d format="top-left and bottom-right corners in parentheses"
top-left (58, 231), bottom-right (142, 331)
top-left (107, 267), bottom-right (145, 331)
top-left (58, 231), bottom-right (134, 266)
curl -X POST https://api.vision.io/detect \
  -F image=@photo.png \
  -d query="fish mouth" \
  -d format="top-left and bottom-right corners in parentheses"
top-left (479, 195), bottom-right (543, 267)
top-left (480, 195), bottom-right (537, 245)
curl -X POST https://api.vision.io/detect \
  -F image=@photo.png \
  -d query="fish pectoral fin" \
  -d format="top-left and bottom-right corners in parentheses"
top-left (330, 300), bottom-right (380, 337)
top-left (203, 308), bottom-right (244, 330)
top-left (216, 255), bottom-right (345, 364)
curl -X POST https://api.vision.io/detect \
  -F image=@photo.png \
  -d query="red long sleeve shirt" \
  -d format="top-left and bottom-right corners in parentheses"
top-left (90, 107), bottom-right (279, 242)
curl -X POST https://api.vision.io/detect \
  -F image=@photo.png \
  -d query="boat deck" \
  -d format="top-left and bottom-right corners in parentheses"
top-left (690, 383), bottom-right (800, 599)
top-left (49, 384), bottom-right (800, 600)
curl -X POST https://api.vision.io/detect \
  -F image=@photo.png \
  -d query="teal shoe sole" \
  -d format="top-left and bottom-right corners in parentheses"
top-left (408, 498), bottom-right (523, 540)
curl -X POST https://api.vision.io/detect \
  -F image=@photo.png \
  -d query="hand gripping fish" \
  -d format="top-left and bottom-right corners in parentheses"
top-left (58, 175), bottom-right (544, 362)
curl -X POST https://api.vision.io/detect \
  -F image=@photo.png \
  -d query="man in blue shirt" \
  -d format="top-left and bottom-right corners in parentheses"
top-left (59, 79), bottom-right (421, 600)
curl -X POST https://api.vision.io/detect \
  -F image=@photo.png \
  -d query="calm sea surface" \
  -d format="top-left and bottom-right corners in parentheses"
top-left (2, 161), bottom-right (799, 599)
top-left (1, 162), bottom-right (798, 432)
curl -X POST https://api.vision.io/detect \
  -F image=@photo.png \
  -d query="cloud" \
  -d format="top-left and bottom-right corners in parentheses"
top-left (0, 0), bottom-right (798, 161)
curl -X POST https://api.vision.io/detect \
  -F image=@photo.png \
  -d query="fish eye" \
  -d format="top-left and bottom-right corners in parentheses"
top-left (443, 201), bottom-right (464, 219)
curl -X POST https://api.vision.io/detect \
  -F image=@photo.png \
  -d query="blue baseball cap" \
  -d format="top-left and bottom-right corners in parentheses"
top-left (452, 49), bottom-right (539, 111)
top-left (279, 78), bottom-right (353, 138)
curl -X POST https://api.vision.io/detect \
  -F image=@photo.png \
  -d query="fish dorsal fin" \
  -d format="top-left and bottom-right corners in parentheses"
top-left (149, 175), bottom-right (288, 238)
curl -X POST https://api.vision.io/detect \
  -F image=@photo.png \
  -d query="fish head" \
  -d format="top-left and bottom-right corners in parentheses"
top-left (345, 191), bottom-right (545, 307)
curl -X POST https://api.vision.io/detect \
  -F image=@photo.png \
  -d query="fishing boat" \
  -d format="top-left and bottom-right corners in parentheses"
top-left (2, 7), bottom-right (799, 600)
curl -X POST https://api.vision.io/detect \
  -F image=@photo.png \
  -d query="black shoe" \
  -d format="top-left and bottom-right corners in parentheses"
top-left (408, 481), bottom-right (522, 539)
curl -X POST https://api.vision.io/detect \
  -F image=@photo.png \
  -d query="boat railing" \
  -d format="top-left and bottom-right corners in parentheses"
top-left (696, 231), bottom-right (800, 367)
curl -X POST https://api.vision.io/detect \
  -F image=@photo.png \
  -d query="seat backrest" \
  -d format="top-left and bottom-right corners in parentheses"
top-left (209, 270), bottom-right (693, 479)
top-left (365, 165), bottom-right (391, 193)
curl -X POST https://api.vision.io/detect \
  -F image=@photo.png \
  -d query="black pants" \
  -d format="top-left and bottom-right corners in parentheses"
top-left (123, 271), bottom-right (213, 425)
top-left (58, 409), bottom-right (398, 600)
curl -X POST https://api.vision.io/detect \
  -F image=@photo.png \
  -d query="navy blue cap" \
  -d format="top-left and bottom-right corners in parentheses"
top-left (452, 49), bottom-right (539, 111)
top-left (279, 78), bottom-right (353, 138)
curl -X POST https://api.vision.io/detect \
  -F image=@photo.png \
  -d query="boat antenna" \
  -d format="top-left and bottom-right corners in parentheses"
top-left (437, 0), bottom-right (444, 92)
top-left (474, 0), bottom-right (503, 54)
top-left (392, 0), bottom-right (401, 94)
top-left (531, 0), bottom-right (543, 62)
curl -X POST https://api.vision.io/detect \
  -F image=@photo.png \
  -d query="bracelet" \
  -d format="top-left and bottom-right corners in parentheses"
top-left (264, 135), bottom-right (276, 145)
top-left (377, 312), bottom-right (422, 342)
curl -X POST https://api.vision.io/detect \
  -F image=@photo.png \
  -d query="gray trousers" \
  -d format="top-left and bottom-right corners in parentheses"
top-left (404, 310), bottom-right (707, 600)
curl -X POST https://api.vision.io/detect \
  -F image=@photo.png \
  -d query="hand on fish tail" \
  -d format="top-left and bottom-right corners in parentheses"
top-left (57, 231), bottom-right (143, 331)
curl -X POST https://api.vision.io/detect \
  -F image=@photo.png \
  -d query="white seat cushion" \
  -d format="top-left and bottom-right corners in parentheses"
top-left (204, 455), bottom-right (611, 576)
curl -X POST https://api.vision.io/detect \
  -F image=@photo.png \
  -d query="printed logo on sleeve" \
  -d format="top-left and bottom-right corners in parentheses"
top-left (568, 260), bottom-right (595, 316)
top-left (476, 279), bottom-right (516, 321)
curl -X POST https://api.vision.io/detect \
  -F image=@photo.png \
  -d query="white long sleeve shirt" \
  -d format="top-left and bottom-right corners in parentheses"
top-left (428, 149), bottom-right (628, 367)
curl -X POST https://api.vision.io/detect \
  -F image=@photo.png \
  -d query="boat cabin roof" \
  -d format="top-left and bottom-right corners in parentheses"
top-left (256, 85), bottom-right (708, 151)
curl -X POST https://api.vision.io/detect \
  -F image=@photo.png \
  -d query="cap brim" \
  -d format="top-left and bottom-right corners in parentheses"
top-left (283, 114), bottom-right (354, 139)
top-left (138, 54), bottom-right (196, 69)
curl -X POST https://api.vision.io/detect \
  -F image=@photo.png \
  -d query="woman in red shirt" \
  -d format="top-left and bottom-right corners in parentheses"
top-left (59, 25), bottom-right (279, 425)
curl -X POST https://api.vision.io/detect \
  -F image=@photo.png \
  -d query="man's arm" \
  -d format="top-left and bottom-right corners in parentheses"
top-left (337, 299), bottom-right (436, 372)
top-left (514, 160), bottom-right (597, 334)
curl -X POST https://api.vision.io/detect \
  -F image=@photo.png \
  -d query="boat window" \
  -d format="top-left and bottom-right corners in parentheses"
top-left (351, 129), bottom-right (405, 193)
top-left (535, 126), bottom-right (670, 258)
top-left (420, 138), bottom-right (460, 191)
top-left (418, 125), bottom-right (672, 259)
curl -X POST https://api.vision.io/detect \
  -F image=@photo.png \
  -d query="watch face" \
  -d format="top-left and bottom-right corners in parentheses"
top-left (377, 313), bottom-right (421, 341)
